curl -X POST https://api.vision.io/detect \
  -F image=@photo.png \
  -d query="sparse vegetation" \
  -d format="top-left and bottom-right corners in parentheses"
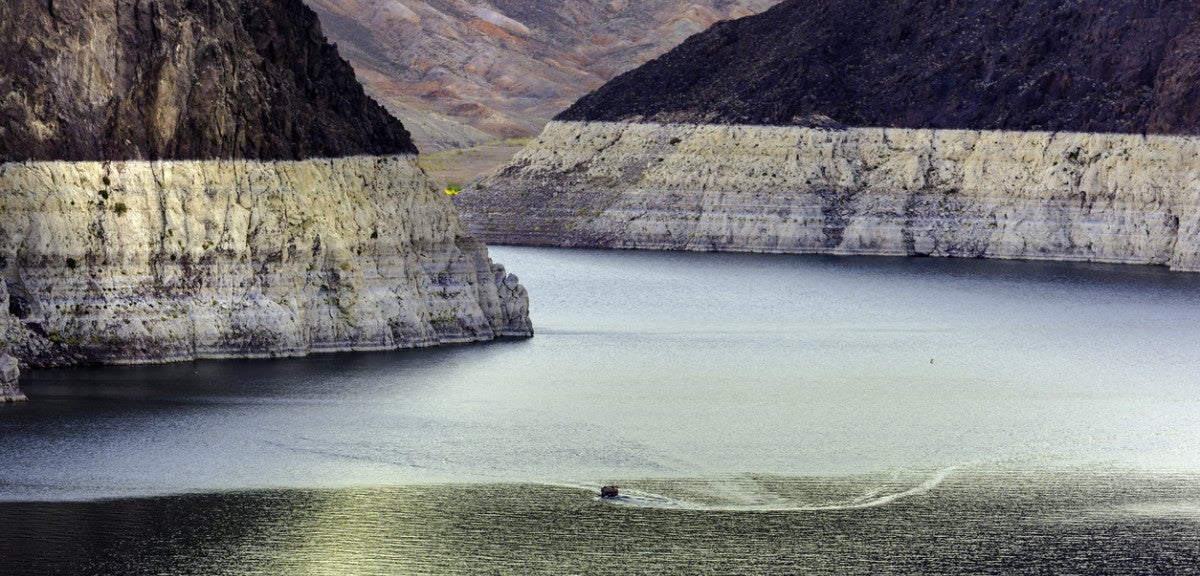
top-left (113, 202), bottom-right (129, 216)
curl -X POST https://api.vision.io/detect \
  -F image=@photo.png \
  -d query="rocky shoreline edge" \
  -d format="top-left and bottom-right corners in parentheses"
top-left (0, 154), bottom-right (533, 401)
top-left (460, 121), bottom-right (1200, 272)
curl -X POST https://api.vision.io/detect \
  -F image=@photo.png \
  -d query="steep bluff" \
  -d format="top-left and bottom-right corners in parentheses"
top-left (0, 0), bottom-right (532, 394)
top-left (461, 122), bottom-right (1200, 270)
top-left (1, 156), bottom-right (530, 366)
top-left (465, 0), bottom-right (1200, 272)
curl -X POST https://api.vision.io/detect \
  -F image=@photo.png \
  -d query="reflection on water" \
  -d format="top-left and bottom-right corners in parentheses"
top-left (2, 468), bottom-right (1199, 575)
top-left (3, 248), bottom-right (1200, 573)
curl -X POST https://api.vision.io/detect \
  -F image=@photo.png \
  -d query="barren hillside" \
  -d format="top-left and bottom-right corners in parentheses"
top-left (306, 0), bottom-right (780, 150)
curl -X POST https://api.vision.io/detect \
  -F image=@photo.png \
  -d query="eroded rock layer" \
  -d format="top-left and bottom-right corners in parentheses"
top-left (460, 121), bottom-right (1200, 271)
top-left (0, 155), bottom-right (531, 367)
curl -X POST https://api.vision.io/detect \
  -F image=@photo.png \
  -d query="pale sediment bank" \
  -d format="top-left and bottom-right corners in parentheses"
top-left (460, 121), bottom-right (1200, 271)
top-left (0, 154), bottom-right (532, 369)
top-left (0, 353), bottom-right (24, 402)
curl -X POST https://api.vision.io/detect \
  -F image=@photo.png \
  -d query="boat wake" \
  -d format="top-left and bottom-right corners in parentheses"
top-left (557, 468), bottom-right (957, 512)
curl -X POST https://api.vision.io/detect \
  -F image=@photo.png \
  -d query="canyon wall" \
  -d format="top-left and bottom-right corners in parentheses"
top-left (0, 155), bottom-right (530, 367)
top-left (0, 0), bottom-right (532, 403)
top-left (460, 121), bottom-right (1200, 271)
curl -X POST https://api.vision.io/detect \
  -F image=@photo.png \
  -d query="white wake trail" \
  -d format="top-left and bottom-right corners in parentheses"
top-left (571, 467), bottom-right (957, 512)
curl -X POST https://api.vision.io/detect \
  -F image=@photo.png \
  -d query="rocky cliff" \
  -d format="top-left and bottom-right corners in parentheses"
top-left (0, 0), bottom-right (532, 400)
top-left (463, 0), bottom-right (1200, 272)
top-left (1, 156), bottom-right (530, 366)
top-left (304, 0), bottom-right (781, 150)
top-left (462, 122), bottom-right (1200, 270)
top-left (0, 0), bottom-right (416, 162)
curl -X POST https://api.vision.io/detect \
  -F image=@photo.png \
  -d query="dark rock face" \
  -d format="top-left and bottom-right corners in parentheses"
top-left (0, 0), bottom-right (416, 162)
top-left (559, 0), bottom-right (1200, 135)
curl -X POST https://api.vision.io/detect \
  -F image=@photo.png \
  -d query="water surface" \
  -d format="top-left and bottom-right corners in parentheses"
top-left (2, 248), bottom-right (1199, 573)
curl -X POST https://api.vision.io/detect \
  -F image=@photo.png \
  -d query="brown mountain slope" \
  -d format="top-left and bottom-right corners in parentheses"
top-left (306, 0), bottom-right (781, 150)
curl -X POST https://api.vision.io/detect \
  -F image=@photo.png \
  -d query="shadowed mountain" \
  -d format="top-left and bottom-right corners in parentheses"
top-left (559, 0), bottom-right (1200, 135)
top-left (0, 0), bottom-right (415, 161)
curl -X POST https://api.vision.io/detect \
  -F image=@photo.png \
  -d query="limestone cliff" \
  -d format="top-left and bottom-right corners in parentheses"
top-left (459, 121), bottom-right (1200, 271)
top-left (0, 0), bottom-right (533, 396)
top-left (462, 0), bottom-right (1200, 272)
top-left (1, 156), bottom-right (531, 367)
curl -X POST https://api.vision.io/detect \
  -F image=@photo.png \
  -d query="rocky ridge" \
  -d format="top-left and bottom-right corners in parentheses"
top-left (0, 0), bottom-right (532, 402)
top-left (558, 0), bottom-right (1200, 135)
top-left (460, 121), bottom-right (1200, 270)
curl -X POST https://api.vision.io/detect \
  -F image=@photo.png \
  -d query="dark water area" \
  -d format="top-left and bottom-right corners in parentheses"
top-left (3, 470), bottom-right (1200, 575)
top-left (3, 248), bottom-right (1200, 573)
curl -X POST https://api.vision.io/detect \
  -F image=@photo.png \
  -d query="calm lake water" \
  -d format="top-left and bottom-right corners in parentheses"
top-left (2, 247), bottom-right (1200, 574)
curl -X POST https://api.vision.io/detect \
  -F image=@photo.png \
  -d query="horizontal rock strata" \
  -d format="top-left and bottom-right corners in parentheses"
top-left (0, 155), bottom-right (531, 367)
top-left (460, 121), bottom-right (1200, 271)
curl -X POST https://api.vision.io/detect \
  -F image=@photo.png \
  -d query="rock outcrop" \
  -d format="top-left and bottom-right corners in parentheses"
top-left (0, 352), bottom-right (22, 403)
top-left (305, 0), bottom-right (782, 150)
top-left (459, 121), bottom-right (1200, 270)
top-left (1, 156), bottom-right (531, 367)
top-left (0, 0), bottom-right (532, 372)
top-left (0, 0), bottom-right (416, 162)
top-left (464, 0), bottom-right (1200, 271)
top-left (0, 354), bottom-right (23, 403)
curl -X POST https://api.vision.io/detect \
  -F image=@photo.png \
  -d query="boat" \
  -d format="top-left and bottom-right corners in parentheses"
top-left (600, 485), bottom-right (620, 498)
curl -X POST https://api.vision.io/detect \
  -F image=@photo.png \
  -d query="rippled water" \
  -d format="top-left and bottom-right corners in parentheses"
top-left (3, 248), bottom-right (1200, 574)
